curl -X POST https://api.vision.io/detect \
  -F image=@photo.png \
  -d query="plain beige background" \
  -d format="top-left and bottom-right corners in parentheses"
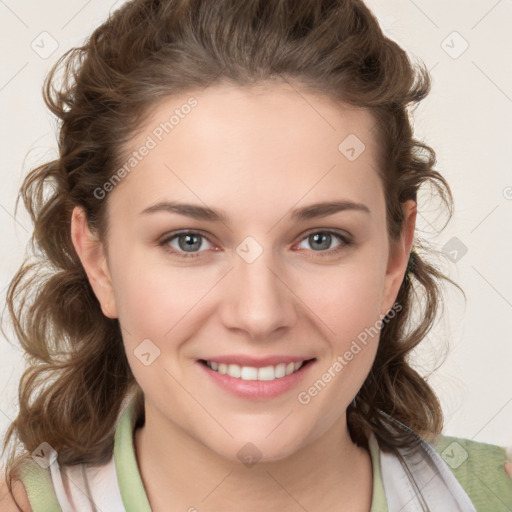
top-left (0, 0), bottom-right (511, 464)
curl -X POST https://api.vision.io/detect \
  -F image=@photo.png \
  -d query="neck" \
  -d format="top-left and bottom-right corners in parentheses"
top-left (133, 402), bottom-right (373, 512)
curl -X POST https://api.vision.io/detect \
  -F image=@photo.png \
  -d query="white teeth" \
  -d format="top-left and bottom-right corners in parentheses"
top-left (241, 366), bottom-right (258, 380)
top-left (228, 364), bottom-right (241, 378)
top-left (274, 363), bottom-right (286, 378)
top-left (258, 366), bottom-right (275, 381)
top-left (205, 360), bottom-right (306, 381)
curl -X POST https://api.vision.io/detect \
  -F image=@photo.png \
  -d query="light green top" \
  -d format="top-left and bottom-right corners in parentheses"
top-left (18, 401), bottom-right (511, 511)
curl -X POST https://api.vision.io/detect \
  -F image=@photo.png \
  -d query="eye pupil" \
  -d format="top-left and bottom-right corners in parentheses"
top-left (309, 232), bottom-right (331, 251)
top-left (179, 234), bottom-right (202, 252)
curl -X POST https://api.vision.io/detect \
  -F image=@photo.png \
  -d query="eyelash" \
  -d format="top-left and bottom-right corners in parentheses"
top-left (158, 229), bottom-right (352, 260)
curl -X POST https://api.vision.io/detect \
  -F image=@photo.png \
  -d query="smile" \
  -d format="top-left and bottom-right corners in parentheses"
top-left (197, 358), bottom-right (316, 400)
top-left (204, 360), bottom-right (306, 381)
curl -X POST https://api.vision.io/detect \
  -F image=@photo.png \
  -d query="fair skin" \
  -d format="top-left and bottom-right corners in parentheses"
top-left (69, 82), bottom-right (414, 512)
top-left (3, 82), bottom-right (512, 512)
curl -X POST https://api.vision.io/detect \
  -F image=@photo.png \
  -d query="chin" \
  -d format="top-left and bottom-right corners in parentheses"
top-left (208, 434), bottom-right (308, 467)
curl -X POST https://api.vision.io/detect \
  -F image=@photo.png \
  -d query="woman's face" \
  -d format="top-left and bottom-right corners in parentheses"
top-left (78, 82), bottom-right (414, 462)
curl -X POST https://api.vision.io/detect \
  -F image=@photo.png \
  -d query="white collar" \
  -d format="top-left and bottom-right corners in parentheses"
top-left (371, 431), bottom-right (476, 511)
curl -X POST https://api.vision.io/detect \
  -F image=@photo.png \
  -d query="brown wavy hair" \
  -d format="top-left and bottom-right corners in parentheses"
top-left (2, 0), bottom-right (460, 504)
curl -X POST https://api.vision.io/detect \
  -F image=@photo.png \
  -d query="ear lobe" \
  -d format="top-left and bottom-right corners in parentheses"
top-left (381, 200), bottom-right (417, 315)
top-left (70, 206), bottom-right (118, 318)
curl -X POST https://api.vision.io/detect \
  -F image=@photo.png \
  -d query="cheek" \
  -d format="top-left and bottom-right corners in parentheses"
top-left (295, 256), bottom-right (386, 408)
top-left (110, 245), bottom-right (211, 336)
top-left (302, 259), bottom-right (387, 342)
top-left (296, 267), bottom-right (385, 421)
top-left (111, 257), bottom-right (213, 393)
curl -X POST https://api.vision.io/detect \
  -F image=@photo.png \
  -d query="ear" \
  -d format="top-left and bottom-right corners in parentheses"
top-left (380, 199), bottom-right (417, 316)
top-left (70, 206), bottom-right (118, 318)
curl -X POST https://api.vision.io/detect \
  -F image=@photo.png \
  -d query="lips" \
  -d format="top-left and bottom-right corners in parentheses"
top-left (197, 357), bottom-right (316, 400)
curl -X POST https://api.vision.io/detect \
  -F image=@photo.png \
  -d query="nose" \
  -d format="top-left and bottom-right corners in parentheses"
top-left (218, 244), bottom-right (298, 341)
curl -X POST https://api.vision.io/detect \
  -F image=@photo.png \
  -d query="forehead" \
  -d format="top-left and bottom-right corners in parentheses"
top-left (108, 82), bottom-right (383, 226)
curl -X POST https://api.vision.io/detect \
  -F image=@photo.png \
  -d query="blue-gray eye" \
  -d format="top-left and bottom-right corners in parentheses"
top-left (175, 233), bottom-right (205, 252)
top-left (298, 231), bottom-right (346, 252)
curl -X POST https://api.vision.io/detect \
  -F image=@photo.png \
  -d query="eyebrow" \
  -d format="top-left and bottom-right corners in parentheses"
top-left (139, 200), bottom-right (370, 222)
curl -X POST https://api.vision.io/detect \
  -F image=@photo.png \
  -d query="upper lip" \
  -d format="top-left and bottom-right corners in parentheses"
top-left (199, 355), bottom-right (315, 368)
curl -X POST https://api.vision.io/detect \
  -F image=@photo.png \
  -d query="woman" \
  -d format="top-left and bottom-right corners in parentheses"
top-left (1, 0), bottom-right (511, 510)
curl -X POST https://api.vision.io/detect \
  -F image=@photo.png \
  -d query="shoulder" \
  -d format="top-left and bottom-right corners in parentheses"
top-left (432, 435), bottom-right (512, 511)
top-left (2, 459), bottom-right (62, 512)
top-left (0, 473), bottom-right (32, 512)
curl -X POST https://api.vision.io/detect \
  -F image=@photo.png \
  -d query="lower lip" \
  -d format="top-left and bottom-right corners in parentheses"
top-left (196, 359), bottom-right (316, 400)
